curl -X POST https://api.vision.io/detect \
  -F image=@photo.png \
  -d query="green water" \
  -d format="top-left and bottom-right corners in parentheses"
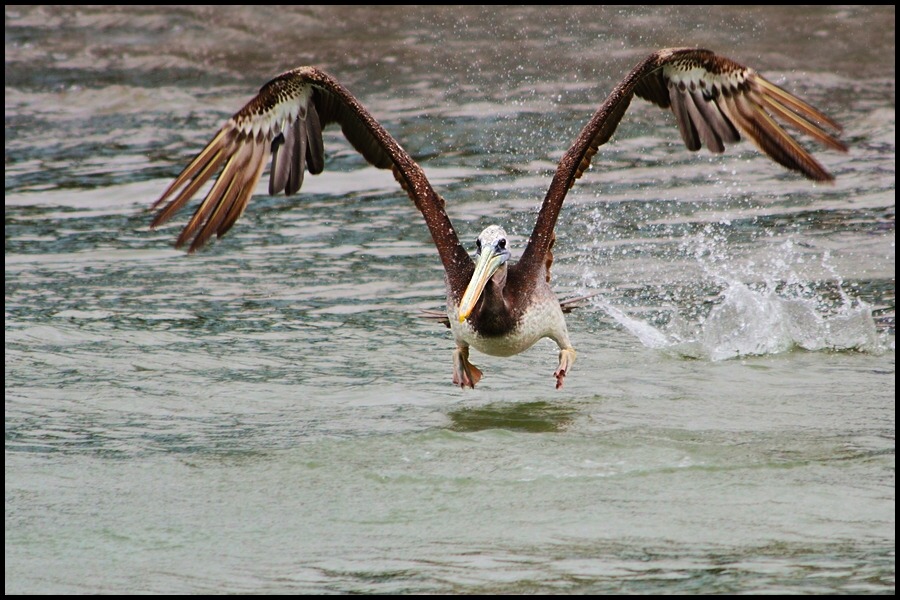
top-left (5, 5), bottom-right (895, 594)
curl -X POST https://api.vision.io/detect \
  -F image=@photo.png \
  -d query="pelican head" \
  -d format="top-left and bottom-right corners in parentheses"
top-left (458, 225), bottom-right (511, 322)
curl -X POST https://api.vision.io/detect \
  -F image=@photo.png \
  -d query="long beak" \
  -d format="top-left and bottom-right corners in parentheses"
top-left (458, 248), bottom-right (507, 323)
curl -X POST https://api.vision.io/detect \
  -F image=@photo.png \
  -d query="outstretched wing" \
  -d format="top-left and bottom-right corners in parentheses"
top-left (150, 67), bottom-right (473, 294)
top-left (518, 47), bottom-right (847, 277)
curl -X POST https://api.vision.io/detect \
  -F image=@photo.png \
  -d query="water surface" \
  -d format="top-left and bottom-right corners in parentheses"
top-left (5, 5), bottom-right (895, 594)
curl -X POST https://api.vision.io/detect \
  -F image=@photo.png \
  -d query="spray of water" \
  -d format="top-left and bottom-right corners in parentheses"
top-left (582, 225), bottom-right (884, 361)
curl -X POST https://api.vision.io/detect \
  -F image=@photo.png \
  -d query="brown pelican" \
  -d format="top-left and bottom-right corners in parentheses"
top-left (150, 48), bottom-right (846, 389)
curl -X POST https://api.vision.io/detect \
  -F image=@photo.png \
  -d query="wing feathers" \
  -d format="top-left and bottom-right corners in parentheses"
top-left (150, 67), bottom-right (470, 289)
top-left (175, 138), bottom-right (256, 249)
top-left (304, 101), bottom-right (325, 175)
top-left (286, 115), bottom-right (307, 195)
top-left (754, 76), bottom-right (843, 132)
top-left (519, 47), bottom-right (846, 278)
top-left (669, 83), bottom-right (701, 151)
top-left (149, 68), bottom-right (416, 252)
top-left (150, 139), bottom-right (231, 229)
top-left (658, 62), bottom-right (846, 181)
top-left (268, 132), bottom-right (290, 195)
top-left (753, 84), bottom-right (848, 153)
top-left (150, 129), bottom-right (232, 212)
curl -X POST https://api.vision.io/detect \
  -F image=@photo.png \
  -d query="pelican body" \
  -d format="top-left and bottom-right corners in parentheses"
top-left (150, 48), bottom-right (846, 388)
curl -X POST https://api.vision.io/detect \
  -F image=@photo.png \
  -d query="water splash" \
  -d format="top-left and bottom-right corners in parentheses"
top-left (663, 278), bottom-right (881, 361)
top-left (586, 234), bottom-right (884, 361)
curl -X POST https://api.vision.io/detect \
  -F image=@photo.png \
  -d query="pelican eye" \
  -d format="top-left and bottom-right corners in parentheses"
top-left (475, 238), bottom-right (482, 252)
top-left (497, 238), bottom-right (506, 250)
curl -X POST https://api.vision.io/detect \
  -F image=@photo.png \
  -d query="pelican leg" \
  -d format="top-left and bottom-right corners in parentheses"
top-left (554, 347), bottom-right (577, 389)
top-left (452, 345), bottom-right (483, 389)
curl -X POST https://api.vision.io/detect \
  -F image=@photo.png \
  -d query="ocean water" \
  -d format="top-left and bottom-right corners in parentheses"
top-left (5, 5), bottom-right (895, 593)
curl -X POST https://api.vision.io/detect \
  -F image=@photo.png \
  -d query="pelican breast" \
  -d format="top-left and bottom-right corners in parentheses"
top-left (449, 286), bottom-right (569, 357)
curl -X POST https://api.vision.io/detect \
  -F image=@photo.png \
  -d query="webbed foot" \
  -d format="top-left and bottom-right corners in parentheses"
top-left (554, 347), bottom-right (577, 389)
top-left (452, 346), bottom-right (483, 389)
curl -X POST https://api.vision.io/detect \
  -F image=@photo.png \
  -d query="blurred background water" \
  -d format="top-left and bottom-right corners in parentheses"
top-left (5, 5), bottom-right (895, 593)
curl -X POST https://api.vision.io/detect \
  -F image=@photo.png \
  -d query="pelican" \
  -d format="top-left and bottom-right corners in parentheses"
top-left (150, 48), bottom-right (847, 389)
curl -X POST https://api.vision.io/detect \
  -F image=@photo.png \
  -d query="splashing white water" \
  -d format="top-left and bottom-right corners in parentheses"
top-left (663, 279), bottom-right (881, 360)
top-left (584, 237), bottom-right (884, 361)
